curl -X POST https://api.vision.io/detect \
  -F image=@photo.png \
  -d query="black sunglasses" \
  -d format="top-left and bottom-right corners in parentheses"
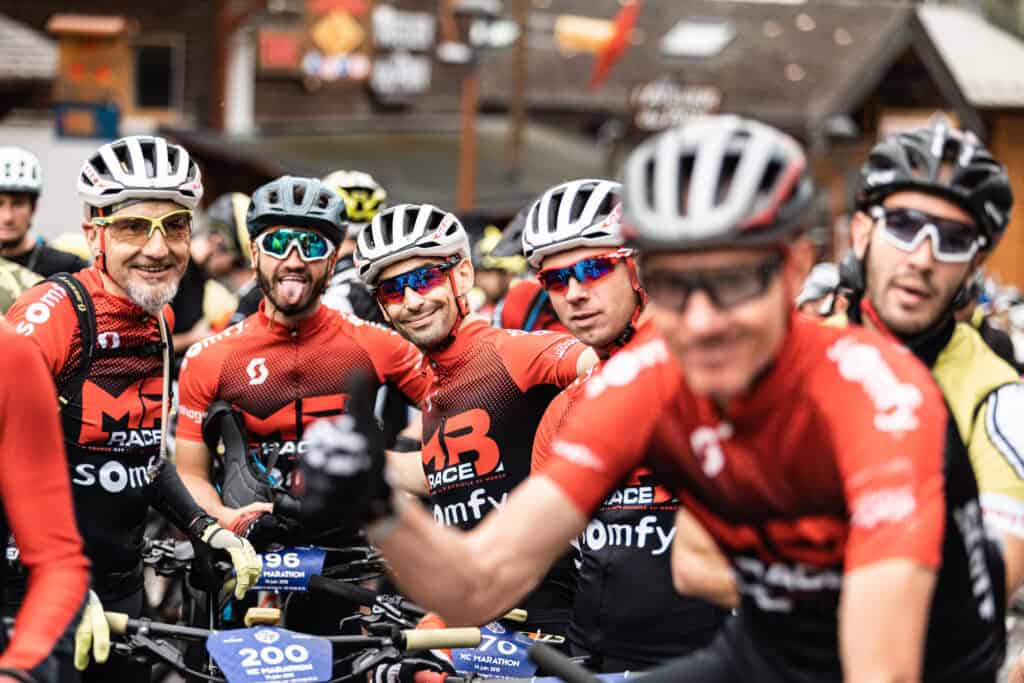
top-left (643, 254), bottom-right (785, 312)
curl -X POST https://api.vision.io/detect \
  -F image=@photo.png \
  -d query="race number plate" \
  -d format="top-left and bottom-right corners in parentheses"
top-left (253, 547), bottom-right (326, 592)
top-left (207, 626), bottom-right (332, 683)
top-left (452, 621), bottom-right (537, 678)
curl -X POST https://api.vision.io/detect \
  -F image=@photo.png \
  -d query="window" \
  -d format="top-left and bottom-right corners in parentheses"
top-left (133, 36), bottom-right (184, 111)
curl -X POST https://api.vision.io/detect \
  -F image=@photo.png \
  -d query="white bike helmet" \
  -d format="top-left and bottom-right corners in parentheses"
top-left (522, 179), bottom-right (624, 268)
top-left (78, 135), bottom-right (203, 216)
top-left (621, 115), bottom-right (814, 251)
top-left (0, 146), bottom-right (42, 195)
top-left (354, 203), bottom-right (470, 285)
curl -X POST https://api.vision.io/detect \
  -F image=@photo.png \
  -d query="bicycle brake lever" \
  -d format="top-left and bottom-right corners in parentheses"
top-left (128, 633), bottom-right (189, 670)
top-left (350, 646), bottom-right (402, 677)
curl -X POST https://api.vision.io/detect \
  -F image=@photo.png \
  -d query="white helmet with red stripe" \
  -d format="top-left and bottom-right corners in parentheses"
top-left (522, 179), bottom-right (624, 269)
top-left (78, 135), bottom-right (203, 216)
top-left (620, 115), bottom-right (814, 251)
top-left (354, 203), bottom-right (470, 286)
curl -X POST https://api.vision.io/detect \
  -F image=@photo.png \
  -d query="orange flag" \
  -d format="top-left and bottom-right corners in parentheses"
top-left (588, 0), bottom-right (641, 90)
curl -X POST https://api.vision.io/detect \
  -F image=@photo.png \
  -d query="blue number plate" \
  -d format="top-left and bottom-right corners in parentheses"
top-left (253, 547), bottom-right (326, 592)
top-left (452, 621), bottom-right (537, 678)
top-left (207, 626), bottom-right (332, 683)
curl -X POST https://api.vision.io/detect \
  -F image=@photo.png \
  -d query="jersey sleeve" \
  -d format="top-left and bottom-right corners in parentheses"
top-left (537, 340), bottom-right (673, 515)
top-left (531, 383), bottom-right (578, 473)
top-left (359, 321), bottom-right (430, 405)
top-left (814, 334), bottom-right (948, 571)
top-left (5, 281), bottom-right (78, 376)
top-left (973, 382), bottom-right (1024, 541)
top-left (502, 331), bottom-right (585, 391)
top-left (0, 331), bottom-right (90, 671)
top-left (175, 344), bottom-right (221, 443)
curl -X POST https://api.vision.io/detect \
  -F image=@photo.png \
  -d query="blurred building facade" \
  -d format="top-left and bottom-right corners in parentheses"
top-left (2, 0), bottom-right (1024, 285)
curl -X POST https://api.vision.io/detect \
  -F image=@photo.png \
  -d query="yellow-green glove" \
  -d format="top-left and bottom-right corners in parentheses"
top-left (200, 522), bottom-right (262, 599)
top-left (73, 590), bottom-right (109, 671)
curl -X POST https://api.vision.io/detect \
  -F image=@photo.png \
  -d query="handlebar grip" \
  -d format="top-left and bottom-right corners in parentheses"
top-left (308, 575), bottom-right (378, 606)
top-left (527, 643), bottom-right (600, 683)
top-left (403, 627), bottom-right (481, 650)
top-left (502, 608), bottom-right (528, 623)
top-left (243, 607), bottom-right (282, 627)
top-left (104, 612), bottom-right (130, 635)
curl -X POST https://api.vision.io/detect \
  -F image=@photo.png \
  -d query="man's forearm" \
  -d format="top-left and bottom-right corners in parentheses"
top-left (179, 472), bottom-right (233, 525)
top-left (374, 477), bottom-right (587, 626)
top-left (386, 450), bottom-right (428, 496)
top-left (840, 559), bottom-right (935, 683)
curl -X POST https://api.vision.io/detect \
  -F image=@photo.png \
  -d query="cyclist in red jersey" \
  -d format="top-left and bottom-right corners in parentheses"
top-left (300, 117), bottom-right (1002, 683)
top-left (523, 178), bottom-right (728, 672)
top-left (6, 136), bottom-right (260, 682)
top-left (176, 176), bottom-right (430, 548)
top-left (0, 323), bottom-right (89, 683)
top-left (350, 203), bottom-right (595, 636)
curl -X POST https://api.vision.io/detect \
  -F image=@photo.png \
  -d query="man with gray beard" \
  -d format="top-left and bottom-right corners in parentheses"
top-left (5, 135), bottom-right (261, 683)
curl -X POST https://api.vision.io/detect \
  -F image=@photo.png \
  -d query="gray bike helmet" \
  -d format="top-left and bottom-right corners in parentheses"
top-left (621, 115), bottom-right (815, 251)
top-left (246, 176), bottom-right (346, 245)
top-left (856, 116), bottom-right (1012, 249)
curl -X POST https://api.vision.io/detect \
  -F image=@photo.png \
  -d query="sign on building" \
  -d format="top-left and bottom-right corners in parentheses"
top-left (370, 4), bottom-right (436, 101)
top-left (629, 78), bottom-right (721, 132)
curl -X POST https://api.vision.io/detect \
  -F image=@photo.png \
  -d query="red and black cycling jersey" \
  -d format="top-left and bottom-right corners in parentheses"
top-left (422, 319), bottom-right (584, 623)
top-left (0, 323), bottom-right (89, 673)
top-left (540, 315), bottom-right (1004, 682)
top-left (7, 268), bottom-right (209, 601)
top-left (421, 319), bottom-right (582, 528)
top-left (177, 300), bottom-right (431, 490)
top-left (532, 320), bottom-right (727, 668)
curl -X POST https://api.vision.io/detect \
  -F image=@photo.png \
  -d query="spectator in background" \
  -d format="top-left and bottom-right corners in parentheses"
top-left (469, 225), bottom-right (526, 318)
top-left (320, 170), bottom-right (389, 322)
top-left (795, 262), bottom-right (846, 318)
top-left (0, 146), bottom-right (88, 277)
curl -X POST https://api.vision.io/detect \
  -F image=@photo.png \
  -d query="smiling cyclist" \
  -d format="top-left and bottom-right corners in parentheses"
top-left (5, 135), bottom-right (261, 682)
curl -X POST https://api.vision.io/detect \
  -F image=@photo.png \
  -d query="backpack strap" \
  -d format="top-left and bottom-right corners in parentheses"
top-left (47, 273), bottom-right (97, 411)
top-left (523, 288), bottom-right (550, 332)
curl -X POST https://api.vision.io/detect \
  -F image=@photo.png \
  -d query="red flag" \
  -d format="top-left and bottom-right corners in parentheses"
top-left (588, 0), bottom-right (641, 90)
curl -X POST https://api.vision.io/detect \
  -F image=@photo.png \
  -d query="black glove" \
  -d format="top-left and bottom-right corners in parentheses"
top-left (371, 652), bottom-right (455, 683)
top-left (299, 372), bottom-right (391, 529)
top-left (232, 512), bottom-right (300, 552)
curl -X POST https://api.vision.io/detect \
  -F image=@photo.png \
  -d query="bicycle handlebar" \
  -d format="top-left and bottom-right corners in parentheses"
top-left (102, 611), bottom-right (480, 650)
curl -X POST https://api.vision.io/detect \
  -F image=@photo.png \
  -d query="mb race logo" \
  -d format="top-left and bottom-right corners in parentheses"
top-left (423, 409), bottom-right (502, 489)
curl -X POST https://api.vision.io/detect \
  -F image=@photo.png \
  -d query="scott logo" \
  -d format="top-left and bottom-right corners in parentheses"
top-left (247, 357), bottom-right (269, 385)
top-left (423, 409), bottom-right (501, 488)
top-left (689, 422), bottom-right (733, 477)
top-left (98, 331), bottom-right (121, 349)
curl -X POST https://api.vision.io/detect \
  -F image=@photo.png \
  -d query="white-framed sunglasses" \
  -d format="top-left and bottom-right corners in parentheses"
top-left (871, 206), bottom-right (984, 264)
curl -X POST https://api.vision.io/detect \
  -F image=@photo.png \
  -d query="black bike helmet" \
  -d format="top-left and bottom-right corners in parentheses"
top-left (620, 115), bottom-right (815, 251)
top-left (246, 176), bottom-right (346, 245)
top-left (856, 116), bottom-right (1012, 249)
